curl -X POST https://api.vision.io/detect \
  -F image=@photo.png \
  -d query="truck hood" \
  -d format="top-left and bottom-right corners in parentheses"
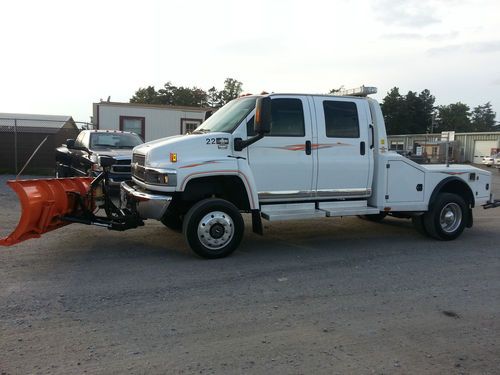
top-left (90, 148), bottom-right (134, 159)
top-left (133, 133), bottom-right (234, 168)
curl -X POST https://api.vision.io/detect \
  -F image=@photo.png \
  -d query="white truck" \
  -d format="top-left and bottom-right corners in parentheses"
top-left (120, 87), bottom-right (496, 258)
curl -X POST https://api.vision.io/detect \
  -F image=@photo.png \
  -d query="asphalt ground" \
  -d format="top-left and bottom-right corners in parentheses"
top-left (0, 166), bottom-right (499, 374)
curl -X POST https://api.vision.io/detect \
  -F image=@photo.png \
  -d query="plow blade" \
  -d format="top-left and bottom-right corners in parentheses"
top-left (0, 177), bottom-right (94, 246)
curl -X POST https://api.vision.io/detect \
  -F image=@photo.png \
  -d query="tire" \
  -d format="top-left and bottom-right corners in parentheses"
top-left (183, 198), bottom-right (244, 259)
top-left (412, 215), bottom-right (429, 237)
top-left (160, 209), bottom-right (183, 232)
top-left (359, 212), bottom-right (388, 222)
top-left (423, 193), bottom-right (467, 240)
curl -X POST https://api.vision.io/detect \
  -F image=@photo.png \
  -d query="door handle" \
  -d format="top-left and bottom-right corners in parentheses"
top-left (305, 140), bottom-right (312, 155)
top-left (369, 124), bottom-right (374, 149)
top-left (360, 141), bottom-right (366, 155)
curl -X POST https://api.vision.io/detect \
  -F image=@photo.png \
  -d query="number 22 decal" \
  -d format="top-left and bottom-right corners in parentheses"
top-left (205, 138), bottom-right (216, 144)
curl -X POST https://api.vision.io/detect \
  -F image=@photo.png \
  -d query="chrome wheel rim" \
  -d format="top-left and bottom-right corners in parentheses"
top-left (439, 203), bottom-right (462, 233)
top-left (197, 211), bottom-right (234, 250)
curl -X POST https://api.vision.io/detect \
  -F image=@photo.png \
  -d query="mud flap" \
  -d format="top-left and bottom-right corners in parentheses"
top-left (466, 207), bottom-right (473, 228)
top-left (0, 177), bottom-right (93, 246)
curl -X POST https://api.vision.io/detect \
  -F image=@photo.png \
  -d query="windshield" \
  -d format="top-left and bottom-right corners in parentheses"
top-left (90, 133), bottom-right (143, 149)
top-left (193, 96), bottom-right (257, 134)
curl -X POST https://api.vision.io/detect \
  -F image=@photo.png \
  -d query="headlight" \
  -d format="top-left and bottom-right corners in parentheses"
top-left (144, 169), bottom-right (177, 186)
top-left (90, 154), bottom-right (103, 172)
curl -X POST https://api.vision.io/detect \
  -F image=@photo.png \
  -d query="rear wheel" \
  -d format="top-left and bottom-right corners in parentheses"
top-left (183, 198), bottom-right (244, 259)
top-left (423, 193), bottom-right (467, 240)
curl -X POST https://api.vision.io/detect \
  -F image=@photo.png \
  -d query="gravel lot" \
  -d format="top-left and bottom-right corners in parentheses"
top-left (1, 167), bottom-right (499, 374)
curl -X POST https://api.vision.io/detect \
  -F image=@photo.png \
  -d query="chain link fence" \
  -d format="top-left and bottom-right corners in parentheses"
top-left (0, 117), bottom-right (91, 176)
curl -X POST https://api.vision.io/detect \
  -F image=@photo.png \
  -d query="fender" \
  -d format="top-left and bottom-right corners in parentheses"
top-left (180, 170), bottom-right (257, 210)
top-left (429, 176), bottom-right (475, 208)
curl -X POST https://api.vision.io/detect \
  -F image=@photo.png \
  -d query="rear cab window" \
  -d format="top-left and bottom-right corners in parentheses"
top-left (323, 100), bottom-right (360, 138)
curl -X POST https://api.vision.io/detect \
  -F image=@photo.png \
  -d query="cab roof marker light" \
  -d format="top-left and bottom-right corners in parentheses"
top-left (332, 86), bottom-right (377, 97)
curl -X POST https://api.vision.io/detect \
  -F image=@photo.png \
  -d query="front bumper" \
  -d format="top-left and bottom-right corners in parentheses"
top-left (120, 181), bottom-right (172, 220)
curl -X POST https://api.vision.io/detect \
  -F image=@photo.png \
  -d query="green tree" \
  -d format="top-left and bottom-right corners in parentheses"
top-left (417, 89), bottom-right (436, 133)
top-left (436, 103), bottom-right (471, 132)
top-left (130, 86), bottom-right (162, 104)
top-left (157, 82), bottom-right (207, 107)
top-left (130, 78), bottom-right (243, 108)
top-left (328, 86), bottom-right (344, 94)
top-left (206, 86), bottom-right (222, 108)
top-left (381, 87), bottom-right (435, 135)
top-left (470, 102), bottom-right (496, 131)
top-left (219, 78), bottom-right (243, 105)
top-left (380, 87), bottom-right (406, 134)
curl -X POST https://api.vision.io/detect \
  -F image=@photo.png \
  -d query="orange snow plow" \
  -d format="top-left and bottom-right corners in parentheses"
top-left (0, 177), bottom-right (94, 246)
top-left (1, 159), bottom-right (144, 247)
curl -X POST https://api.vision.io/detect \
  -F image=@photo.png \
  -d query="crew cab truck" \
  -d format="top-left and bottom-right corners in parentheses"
top-left (121, 87), bottom-right (495, 258)
top-left (56, 130), bottom-right (143, 186)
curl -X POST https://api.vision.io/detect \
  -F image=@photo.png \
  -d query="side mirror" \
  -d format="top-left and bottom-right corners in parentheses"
top-left (254, 97), bottom-right (272, 135)
top-left (66, 139), bottom-right (75, 148)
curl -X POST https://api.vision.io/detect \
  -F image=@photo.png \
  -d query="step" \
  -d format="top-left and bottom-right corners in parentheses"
top-left (318, 202), bottom-right (380, 217)
top-left (260, 203), bottom-right (326, 221)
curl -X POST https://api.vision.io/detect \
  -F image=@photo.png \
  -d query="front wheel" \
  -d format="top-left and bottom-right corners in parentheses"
top-left (423, 193), bottom-right (467, 240)
top-left (183, 198), bottom-right (244, 259)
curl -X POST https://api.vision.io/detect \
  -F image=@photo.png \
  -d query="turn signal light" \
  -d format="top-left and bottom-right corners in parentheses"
top-left (170, 153), bottom-right (177, 162)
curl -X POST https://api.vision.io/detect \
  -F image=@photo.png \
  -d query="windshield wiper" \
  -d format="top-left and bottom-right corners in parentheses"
top-left (191, 129), bottom-right (210, 134)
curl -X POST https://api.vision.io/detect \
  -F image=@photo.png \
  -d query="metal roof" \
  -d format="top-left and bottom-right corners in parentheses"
top-left (0, 113), bottom-right (75, 129)
top-left (95, 102), bottom-right (212, 112)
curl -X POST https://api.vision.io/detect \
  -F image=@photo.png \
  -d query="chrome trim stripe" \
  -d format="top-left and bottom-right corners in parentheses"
top-left (316, 188), bottom-right (372, 197)
top-left (258, 191), bottom-right (312, 200)
top-left (259, 188), bottom-right (372, 201)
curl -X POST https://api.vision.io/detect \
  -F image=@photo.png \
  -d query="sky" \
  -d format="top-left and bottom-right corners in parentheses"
top-left (1, 0), bottom-right (499, 123)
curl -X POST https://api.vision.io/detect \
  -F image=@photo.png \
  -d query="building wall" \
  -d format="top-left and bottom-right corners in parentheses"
top-left (95, 103), bottom-right (208, 142)
top-left (388, 132), bottom-right (500, 163)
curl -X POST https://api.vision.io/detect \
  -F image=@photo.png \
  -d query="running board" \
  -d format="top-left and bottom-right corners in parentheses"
top-left (318, 202), bottom-right (380, 217)
top-left (260, 201), bottom-right (381, 221)
top-left (260, 203), bottom-right (325, 221)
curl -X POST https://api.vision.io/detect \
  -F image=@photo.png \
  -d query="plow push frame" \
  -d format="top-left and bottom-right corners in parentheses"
top-left (0, 156), bottom-right (144, 247)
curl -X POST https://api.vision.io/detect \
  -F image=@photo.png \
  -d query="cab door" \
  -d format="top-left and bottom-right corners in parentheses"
top-left (247, 96), bottom-right (315, 202)
top-left (313, 97), bottom-right (372, 198)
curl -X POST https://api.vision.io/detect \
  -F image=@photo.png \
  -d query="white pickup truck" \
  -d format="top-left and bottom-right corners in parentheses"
top-left (121, 87), bottom-right (495, 258)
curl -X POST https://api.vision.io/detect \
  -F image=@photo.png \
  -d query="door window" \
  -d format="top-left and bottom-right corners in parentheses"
top-left (269, 98), bottom-right (305, 137)
top-left (323, 101), bottom-right (359, 138)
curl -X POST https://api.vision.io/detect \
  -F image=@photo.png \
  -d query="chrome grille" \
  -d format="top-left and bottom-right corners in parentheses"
top-left (110, 158), bottom-right (131, 174)
top-left (133, 154), bottom-right (145, 166)
top-left (132, 153), bottom-right (146, 181)
top-left (112, 165), bottom-right (131, 173)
